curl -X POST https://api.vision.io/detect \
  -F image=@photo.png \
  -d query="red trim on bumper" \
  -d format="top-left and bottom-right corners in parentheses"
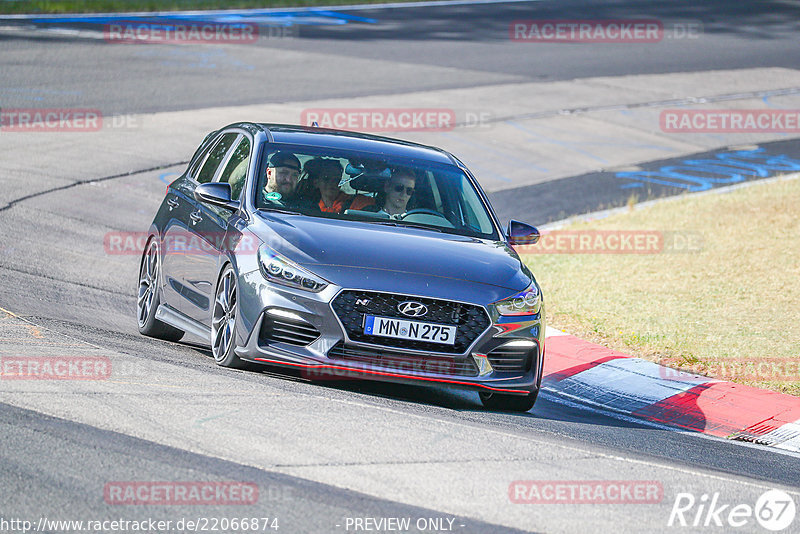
top-left (251, 357), bottom-right (527, 394)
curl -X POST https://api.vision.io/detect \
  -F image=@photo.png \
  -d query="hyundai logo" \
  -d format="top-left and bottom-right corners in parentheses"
top-left (398, 301), bottom-right (428, 317)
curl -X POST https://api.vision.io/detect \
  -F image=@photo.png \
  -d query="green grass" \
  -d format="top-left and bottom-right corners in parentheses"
top-left (521, 176), bottom-right (800, 396)
top-left (0, 0), bottom-right (414, 14)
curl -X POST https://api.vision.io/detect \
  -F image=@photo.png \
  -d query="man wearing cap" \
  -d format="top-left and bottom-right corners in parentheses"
top-left (263, 151), bottom-right (302, 200)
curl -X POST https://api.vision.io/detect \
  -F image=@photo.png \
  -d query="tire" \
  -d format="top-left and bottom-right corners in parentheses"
top-left (137, 238), bottom-right (184, 342)
top-left (479, 389), bottom-right (539, 412)
top-left (211, 265), bottom-right (247, 369)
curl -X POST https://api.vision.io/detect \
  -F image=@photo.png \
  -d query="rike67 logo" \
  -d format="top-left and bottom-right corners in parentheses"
top-left (668, 489), bottom-right (796, 531)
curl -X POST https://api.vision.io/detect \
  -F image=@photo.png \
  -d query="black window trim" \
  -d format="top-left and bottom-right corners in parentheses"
top-left (212, 133), bottom-right (254, 186)
top-left (190, 130), bottom-right (241, 185)
top-left (187, 132), bottom-right (222, 182)
top-left (211, 133), bottom-right (244, 184)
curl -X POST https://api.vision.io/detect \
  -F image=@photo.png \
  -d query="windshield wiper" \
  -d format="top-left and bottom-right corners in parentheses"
top-left (258, 206), bottom-right (303, 215)
top-left (372, 220), bottom-right (444, 233)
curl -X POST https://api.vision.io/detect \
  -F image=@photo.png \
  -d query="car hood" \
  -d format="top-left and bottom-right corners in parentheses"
top-left (254, 212), bottom-right (531, 292)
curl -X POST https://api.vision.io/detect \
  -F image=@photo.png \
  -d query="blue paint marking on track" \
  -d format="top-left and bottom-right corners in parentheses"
top-left (30, 10), bottom-right (377, 27)
top-left (615, 148), bottom-right (800, 192)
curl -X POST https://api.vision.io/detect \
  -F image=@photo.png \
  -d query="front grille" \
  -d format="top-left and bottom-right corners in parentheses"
top-left (259, 313), bottom-right (321, 347)
top-left (331, 290), bottom-right (490, 354)
top-left (328, 343), bottom-right (479, 377)
top-left (487, 342), bottom-right (537, 372)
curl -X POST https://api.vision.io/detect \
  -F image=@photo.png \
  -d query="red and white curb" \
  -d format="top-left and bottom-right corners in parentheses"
top-left (542, 327), bottom-right (800, 452)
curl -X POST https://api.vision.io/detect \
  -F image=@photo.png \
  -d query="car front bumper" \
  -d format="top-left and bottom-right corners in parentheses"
top-left (234, 270), bottom-right (545, 396)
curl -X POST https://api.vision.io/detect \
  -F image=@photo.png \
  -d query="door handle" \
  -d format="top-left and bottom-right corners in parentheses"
top-left (190, 211), bottom-right (203, 225)
top-left (167, 198), bottom-right (180, 211)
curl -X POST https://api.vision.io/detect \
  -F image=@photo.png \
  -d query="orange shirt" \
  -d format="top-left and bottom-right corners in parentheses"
top-left (319, 193), bottom-right (376, 213)
top-left (319, 192), bottom-right (353, 213)
top-left (349, 194), bottom-right (376, 211)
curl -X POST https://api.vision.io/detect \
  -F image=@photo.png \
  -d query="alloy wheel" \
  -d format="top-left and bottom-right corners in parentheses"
top-left (212, 268), bottom-right (237, 362)
top-left (137, 240), bottom-right (159, 328)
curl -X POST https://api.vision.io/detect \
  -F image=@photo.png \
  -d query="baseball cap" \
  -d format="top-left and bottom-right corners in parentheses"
top-left (268, 151), bottom-right (301, 172)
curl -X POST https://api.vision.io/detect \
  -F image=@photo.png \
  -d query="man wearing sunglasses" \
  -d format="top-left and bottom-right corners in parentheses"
top-left (378, 169), bottom-right (416, 217)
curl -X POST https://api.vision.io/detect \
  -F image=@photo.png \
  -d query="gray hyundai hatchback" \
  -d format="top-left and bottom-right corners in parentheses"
top-left (137, 123), bottom-right (545, 411)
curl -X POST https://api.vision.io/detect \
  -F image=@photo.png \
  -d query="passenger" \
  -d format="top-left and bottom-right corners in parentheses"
top-left (262, 152), bottom-right (319, 212)
top-left (307, 158), bottom-right (350, 213)
top-left (305, 157), bottom-right (375, 213)
top-left (365, 169), bottom-right (416, 218)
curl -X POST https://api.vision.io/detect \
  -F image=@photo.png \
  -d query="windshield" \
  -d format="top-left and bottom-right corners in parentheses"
top-left (254, 144), bottom-right (500, 240)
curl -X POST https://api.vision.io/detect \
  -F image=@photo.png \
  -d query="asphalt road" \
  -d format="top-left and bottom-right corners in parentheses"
top-left (1, 1), bottom-right (800, 532)
top-left (1, 0), bottom-right (799, 114)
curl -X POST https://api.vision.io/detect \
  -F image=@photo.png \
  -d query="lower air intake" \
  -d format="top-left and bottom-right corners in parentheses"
top-left (259, 313), bottom-right (321, 347)
top-left (487, 342), bottom-right (537, 372)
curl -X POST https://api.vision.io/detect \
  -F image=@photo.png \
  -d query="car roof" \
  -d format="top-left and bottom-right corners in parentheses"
top-left (240, 123), bottom-right (457, 165)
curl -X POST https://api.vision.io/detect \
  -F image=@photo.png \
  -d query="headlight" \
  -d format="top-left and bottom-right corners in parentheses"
top-left (258, 245), bottom-right (329, 293)
top-left (494, 282), bottom-right (541, 316)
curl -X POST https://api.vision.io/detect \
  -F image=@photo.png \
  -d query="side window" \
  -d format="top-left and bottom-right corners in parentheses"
top-left (455, 175), bottom-right (494, 234)
top-left (411, 171), bottom-right (436, 211)
top-left (216, 136), bottom-right (251, 201)
top-left (185, 136), bottom-right (212, 179)
top-left (428, 171), bottom-right (444, 212)
top-left (196, 133), bottom-right (238, 184)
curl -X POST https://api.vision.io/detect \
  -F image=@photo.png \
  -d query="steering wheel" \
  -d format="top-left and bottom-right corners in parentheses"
top-left (401, 209), bottom-right (455, 228)
top-left (401, 208), bottom-right (449, 220)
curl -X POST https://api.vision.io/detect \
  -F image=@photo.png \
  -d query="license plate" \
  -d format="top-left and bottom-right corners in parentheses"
top-left (363, 315), bottom-right (457, 345)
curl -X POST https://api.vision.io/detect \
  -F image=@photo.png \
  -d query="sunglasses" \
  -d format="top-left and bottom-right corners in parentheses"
top-left (392, 184), bottom-right (415, 195)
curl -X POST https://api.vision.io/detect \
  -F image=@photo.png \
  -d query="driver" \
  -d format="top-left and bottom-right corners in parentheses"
top-left (366, 169), bottom-right (416, 218)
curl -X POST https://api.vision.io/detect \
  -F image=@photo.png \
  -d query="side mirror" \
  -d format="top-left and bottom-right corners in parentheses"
top-left (194, 182), bottom-right (240, 211)
top-left (507, 220), bottom-right (540, 246)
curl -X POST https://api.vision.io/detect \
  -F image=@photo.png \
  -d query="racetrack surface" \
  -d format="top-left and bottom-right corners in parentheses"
top-left (2, 1), bottom-right (800, 532)
top-left (2, 0), bottom-right (799, 114)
